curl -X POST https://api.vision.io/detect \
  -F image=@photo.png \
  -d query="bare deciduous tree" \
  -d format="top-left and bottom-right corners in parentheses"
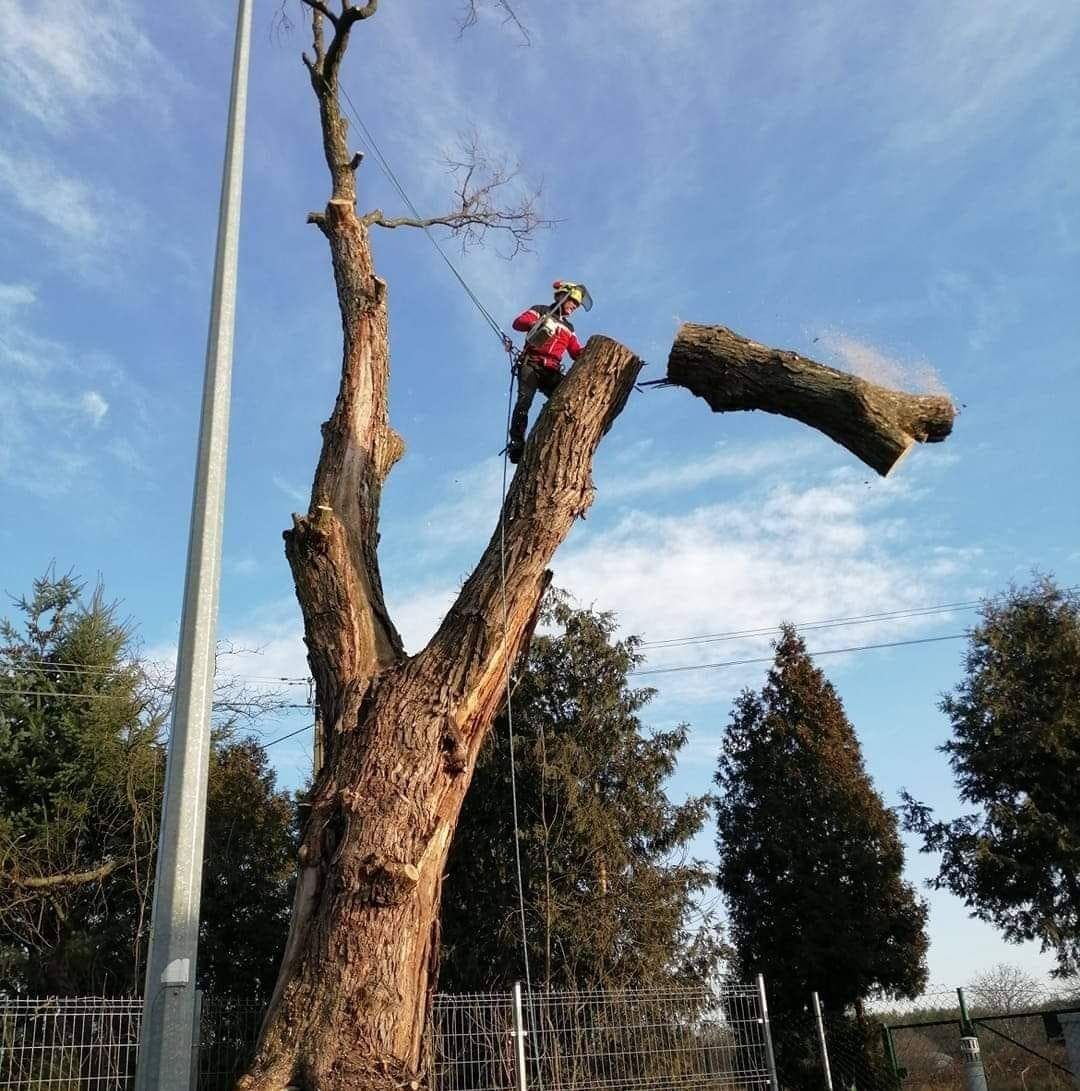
top-left (237, 5), bottom-right (955, 1089)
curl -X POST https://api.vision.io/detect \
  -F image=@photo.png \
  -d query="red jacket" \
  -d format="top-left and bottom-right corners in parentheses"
top-left (512, 305), bottom-right (584, 371)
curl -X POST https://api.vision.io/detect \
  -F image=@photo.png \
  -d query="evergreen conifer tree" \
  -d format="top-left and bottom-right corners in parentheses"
top-left (715, 626), bottom-right (927, 1089)
top-left (0, 571), bottom-right (298, 996)
top-left (902, 576), bottom-right (1080, 976)
top-left (440, 592), bottom-right (722, 993)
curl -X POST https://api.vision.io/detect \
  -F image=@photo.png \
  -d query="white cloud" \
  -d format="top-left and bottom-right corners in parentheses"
top-left (419, 456), bottom-right (505, 550)
top-left (605, 439), bottom-right (821, 500)
top-left (880, 2), bottom-right (1077, 157)
top-left (0, 310), bottom-right (149, 495)
top-left (550, 469), bottom-right (974, 706)
top-left (0, 0), bottom-right (172, 133)
top-left (80, 390), bottom-right (109, 425)
top-left (0, 282), bottom-right (36, 310)
top-left (228, 556), bottom-right (261, 578)
top-left (272, 475), bottom-right (309, 507)
top-left (0, 148), bottom-right (123, 252)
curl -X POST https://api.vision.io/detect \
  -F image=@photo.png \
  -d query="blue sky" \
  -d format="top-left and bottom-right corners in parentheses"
top-left (2, 0), bottom-right (1078, 992)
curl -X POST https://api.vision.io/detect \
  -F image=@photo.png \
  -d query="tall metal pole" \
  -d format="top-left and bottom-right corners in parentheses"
top-left (135, 0), bottom-right (252, 1087)
top-left (811, 991), bottom-right (834, 1091)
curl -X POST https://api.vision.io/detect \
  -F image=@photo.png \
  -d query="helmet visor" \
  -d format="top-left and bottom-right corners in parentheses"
top-left (558, 284), bottom-right (593, 311)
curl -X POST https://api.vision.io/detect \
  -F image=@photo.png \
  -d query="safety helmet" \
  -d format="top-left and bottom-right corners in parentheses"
top-left (552, 280), bottom-right (593, 311)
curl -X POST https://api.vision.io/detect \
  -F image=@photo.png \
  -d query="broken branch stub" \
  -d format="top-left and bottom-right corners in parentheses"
top-left (667, 323), bottom-right (956, 476)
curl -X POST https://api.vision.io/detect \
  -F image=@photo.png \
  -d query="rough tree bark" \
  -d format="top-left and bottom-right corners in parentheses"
top-left (667, 323), bottom-right (955, 476)
top-left (239, 7), bottom-right (956, 1090)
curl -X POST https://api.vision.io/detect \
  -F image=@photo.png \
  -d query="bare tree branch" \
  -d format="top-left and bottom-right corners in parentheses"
top-left (4, 858), bottom-right (122, 891)
top-left (457, 0), bottom-right (530, 44)
top-left (360, 132), bottom-right (554, 255)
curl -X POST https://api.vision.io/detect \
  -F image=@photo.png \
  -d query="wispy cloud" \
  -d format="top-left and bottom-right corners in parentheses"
top-left (0, 299), bottom-right (151, 496)
top-left (0, 149), bottom-right (110, 245)
top-left (0, 283), bottom-right (36, 310)
top-left (605, 439), bottom-right (821, 501)
top-left (418, 457), bottom-right (504, 550)
top-left (80, 391), bottom-right (110, 426)
top-left (0, 146), bottom-right (140, 280)
top-left (272, 475), bottom-right (309, 507)
top-left (551, 469), bottom-right (975, 707)
top-left (384, 451), bottom-right (976, 685)
top-left (0, 0), bottom-right (174, 133)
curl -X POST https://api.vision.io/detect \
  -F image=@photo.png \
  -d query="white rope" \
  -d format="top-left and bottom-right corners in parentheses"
top-left (499, 364), bottom-right (534, 997)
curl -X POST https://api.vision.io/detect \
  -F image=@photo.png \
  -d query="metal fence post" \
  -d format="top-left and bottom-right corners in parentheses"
top-left (881, 1023), bottom-right (903, 1090)
top-left (811, 992), bottom-right (834, 1091)
top-left (512, 982), bottom-right (529, 1091)
top-left (957, 988), bottom-right (989, 1091)
top-left (757, 974), bottom-right (780, 1091)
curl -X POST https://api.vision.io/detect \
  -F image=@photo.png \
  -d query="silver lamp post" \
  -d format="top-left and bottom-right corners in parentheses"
top-left (135, 0), bottom-right (252, 1086)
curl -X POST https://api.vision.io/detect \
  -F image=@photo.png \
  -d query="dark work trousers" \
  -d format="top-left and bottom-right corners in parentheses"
top-left (509, 358), bottom-right (563, 451)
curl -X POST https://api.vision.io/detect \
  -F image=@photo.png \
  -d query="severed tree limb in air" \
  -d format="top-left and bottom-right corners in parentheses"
top-left (665, 323), bottom-right (956, 476)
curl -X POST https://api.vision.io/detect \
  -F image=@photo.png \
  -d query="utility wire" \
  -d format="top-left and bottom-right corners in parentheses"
top-left (256, 723), bottom-right (314, 750)
top-left (632, 632), bottom-right (967, 677)
top-left (639, 585), bottom-right (1079, 650)
top-left (0, 689), bottom-right (314, 709)
top-left (638, 600), bottom-right (982, 650)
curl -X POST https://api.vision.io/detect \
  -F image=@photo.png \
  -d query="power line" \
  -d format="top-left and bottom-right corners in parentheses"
top-left (631, 632), bottom-right (967, 678)
top-left (638, 600), bottom-right (982, 650)
top-left (0, 659), bottom-right (311, 686)
top-left (0, 688), bottom-right (313, 709)
top-left (257, 723), bottom-right (314, 750)
top-left (638, 584), bottom-right (1080, 651)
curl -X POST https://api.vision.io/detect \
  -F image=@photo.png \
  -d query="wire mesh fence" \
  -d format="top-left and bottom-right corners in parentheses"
top-left (519, 985), bottom-right (773, 1091)
top-left (0, 983), bottom-right (774, 1091)
top-left (0, 997), bottom-right (142, 1089)
top-left (773, 995), bottom-right (893, 1091)
top-left (197, 995), bottom-right (264, 1091)
top-left (887, 1004), bottom-right (1080, 1091)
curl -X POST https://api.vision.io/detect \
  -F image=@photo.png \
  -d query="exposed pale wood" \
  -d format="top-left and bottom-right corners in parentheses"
top-left (667, 323), bottom-right (956, 476)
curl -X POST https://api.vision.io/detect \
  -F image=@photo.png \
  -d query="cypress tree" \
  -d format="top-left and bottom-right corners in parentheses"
top-left (715, 625), bottom-right (927, 1088)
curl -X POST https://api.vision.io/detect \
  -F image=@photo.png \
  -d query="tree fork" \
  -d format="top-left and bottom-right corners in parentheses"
top-left (666, 323), bottom-right (956, 476)
top-left (240, 339), bottom-right (641, 1091)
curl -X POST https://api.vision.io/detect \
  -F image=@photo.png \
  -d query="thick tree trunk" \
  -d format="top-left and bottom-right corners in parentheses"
top-left (666, 323), bottom-right (956, 476)
top-left (239, 337), bottom-right (641, 1091)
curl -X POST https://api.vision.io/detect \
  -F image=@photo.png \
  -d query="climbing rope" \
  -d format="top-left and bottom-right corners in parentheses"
top-left (499, 366), bottom-right (534, 999)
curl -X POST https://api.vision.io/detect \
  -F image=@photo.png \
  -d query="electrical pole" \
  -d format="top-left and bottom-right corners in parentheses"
top-left (135, 0), bottom-right (252, 1087)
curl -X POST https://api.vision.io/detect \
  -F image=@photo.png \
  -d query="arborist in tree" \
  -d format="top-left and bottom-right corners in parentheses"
top-left (506, 280), bottom-right (593, 464)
